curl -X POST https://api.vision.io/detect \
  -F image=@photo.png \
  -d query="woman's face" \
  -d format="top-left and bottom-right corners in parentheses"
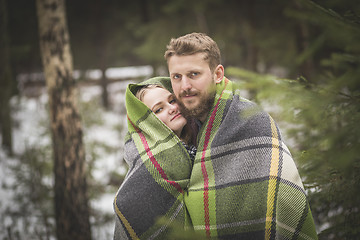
top-left (142, 87), bottom-right (187, 137)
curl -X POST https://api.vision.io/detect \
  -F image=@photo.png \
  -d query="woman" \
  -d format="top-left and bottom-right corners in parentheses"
top-left (135, 84), bottom-right (196, 161)
top-left (113, 77), bottom-right (196, 240)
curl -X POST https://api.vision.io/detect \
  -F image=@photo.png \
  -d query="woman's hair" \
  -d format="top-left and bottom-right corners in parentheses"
top-left (164, 32), bottom-right (221, 72)
top-left (135, 84), bottom-right (163, 102)
top-left (135, 84), bottom-right (193, 145)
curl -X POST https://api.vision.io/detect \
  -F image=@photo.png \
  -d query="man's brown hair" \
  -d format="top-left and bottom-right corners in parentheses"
top-left (164, 32), bottom-right (221, 72)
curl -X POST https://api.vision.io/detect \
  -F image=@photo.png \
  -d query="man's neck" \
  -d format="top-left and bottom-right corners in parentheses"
top-left (198, 113), bottom-right (208, 124)
top-left (195, 118), bottom-right (202, 129)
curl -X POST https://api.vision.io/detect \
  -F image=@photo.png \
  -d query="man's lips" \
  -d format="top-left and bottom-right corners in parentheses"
top-left (180, 91), bottom-right (197, 98)
top-left (171, 113), bottom-right (182, 121)
top-left (180, 93), bottom-right (197, 99)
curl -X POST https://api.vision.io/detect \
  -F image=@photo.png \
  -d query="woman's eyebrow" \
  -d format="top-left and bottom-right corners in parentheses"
top-left (151, 101), bottom-right (162, 111)
top-left (151, 92), bottom-right (172, 111)
top-left (168, 93), bottom-right (175, 101)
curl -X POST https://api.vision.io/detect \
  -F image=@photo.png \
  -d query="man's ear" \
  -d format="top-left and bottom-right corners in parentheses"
top-left (214, 65), bottom-right (224, 83)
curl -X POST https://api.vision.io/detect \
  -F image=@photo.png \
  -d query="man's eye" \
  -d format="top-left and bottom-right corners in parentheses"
top-left (172, 74), bottom-right (181, 80)
top-left (190, 72), bottom-right (199, 78)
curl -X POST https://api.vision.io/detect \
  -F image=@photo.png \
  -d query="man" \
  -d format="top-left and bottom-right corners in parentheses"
top-left (164, 33), bottom-right (318, 239)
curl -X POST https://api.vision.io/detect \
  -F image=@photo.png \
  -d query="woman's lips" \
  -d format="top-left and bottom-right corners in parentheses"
top-left (171, 113), bottom-right (182, 121)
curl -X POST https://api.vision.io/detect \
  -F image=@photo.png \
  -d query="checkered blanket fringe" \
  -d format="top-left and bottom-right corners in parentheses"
top-left (114, 77), bottom-right (318, 240)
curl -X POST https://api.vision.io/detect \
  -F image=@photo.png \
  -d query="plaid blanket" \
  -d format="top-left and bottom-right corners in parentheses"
top-left (114, 77), bottom-right (193, 240)
top-left (114, 77), bottom-right (318, 240)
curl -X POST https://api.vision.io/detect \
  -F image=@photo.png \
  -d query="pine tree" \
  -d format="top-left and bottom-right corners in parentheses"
top-left (227, 1), bottom-right (360, 238)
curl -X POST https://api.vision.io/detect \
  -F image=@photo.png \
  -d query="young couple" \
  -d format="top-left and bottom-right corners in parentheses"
top-left (114, 33), bottom-right (318, 240)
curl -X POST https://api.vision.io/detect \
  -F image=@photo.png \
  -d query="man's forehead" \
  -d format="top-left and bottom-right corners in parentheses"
top-left (168, 55), bottom-right (210, 71)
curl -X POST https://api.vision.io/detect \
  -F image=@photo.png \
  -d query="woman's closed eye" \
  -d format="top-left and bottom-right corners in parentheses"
top-left (154, 107), bottom-right (163, 114)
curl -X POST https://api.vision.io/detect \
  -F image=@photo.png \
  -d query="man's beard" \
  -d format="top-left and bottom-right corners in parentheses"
top-left (177, 90), bottom-right (215, 121)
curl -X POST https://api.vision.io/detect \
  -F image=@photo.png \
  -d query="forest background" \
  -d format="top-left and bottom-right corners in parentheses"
top-left (0, 0), bottom-right (359, 239)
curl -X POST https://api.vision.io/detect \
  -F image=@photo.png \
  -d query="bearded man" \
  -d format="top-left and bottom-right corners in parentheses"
top-left (164, 32), bottom-right (318, 240)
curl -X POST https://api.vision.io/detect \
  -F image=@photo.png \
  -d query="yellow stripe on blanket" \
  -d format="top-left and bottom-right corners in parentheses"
top-left (265, 116), bottom-right (280, 239)
top-left (114, 198), bottom-right (139, 240)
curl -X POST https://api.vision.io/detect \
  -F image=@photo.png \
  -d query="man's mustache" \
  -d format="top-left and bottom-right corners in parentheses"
top-left (179, 90), bottom-right (198, 98)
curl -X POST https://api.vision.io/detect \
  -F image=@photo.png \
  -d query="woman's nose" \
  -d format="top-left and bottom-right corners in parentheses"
top-left (169, 103), bottom-right (178, 114)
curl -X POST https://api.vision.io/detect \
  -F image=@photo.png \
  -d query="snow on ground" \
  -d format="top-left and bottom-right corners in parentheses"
top-left (0, 79), bottom-right (137, 239)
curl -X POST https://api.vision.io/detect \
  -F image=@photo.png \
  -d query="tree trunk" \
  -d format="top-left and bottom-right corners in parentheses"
top-left (0, 0), bottom-right (13, 155)
top-left (295, 22), bottom-right (314, 80)
top-left (294, 1), bottom-right (314, 81)
top-left (100, 67), bottom-right (109, 109)
top-left (93, 1), bottom-right (109, 109)
top-left (35, 1), bottom-right (91, 239)
top-left (244, 2), bottom-right (259, 72)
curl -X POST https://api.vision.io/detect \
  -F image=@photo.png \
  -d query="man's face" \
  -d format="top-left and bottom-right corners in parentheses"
top-left (168, 53), bottom-right (223, 122)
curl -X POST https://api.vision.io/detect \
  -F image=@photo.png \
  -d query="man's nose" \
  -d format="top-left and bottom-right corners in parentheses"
top-left (181, 77), bottom-right (192, 91)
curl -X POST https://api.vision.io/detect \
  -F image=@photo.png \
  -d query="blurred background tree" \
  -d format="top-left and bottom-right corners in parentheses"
top-left (36, 0), bottom-right (92, 239)
top-left (226, 1), bottom-right (360, 239)
top-left (285, 1), bottom-right (360, 239)
top-left (0, 0), bottom-right (13, 155)
top-left (2, 0), bottom-right (359, 239)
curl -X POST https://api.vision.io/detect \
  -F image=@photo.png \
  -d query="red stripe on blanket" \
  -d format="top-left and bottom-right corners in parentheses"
top-left (201, 79), bottom-right (228, 238)
top-left (128, 116), bottom-right (184, 194)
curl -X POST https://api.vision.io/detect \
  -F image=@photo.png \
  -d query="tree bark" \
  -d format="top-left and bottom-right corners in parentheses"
top-left (294, 1), bottom-right (314, 81)
top-left (0, 0), bottom-right (13, 155)
top-left (35, 0), bottom-right (91, 239)
top-left (93, 1), bottom-right (109, 109)
top-left (295, 22), bottom-right (314, 80)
